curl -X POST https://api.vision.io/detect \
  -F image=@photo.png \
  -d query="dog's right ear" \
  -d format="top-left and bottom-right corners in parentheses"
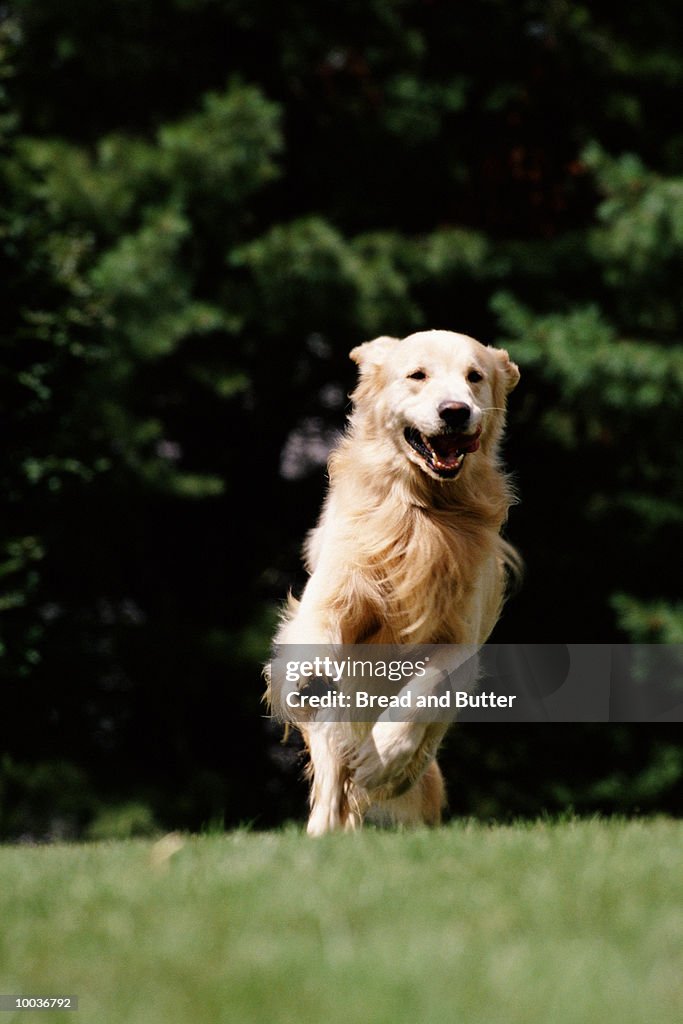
top-left (349, 336), bottom-right (399, 373)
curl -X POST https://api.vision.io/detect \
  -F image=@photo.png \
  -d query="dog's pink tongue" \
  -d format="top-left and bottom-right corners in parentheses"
top-left (430, 435), bottom-right (463, 467)
top-left (459, 434), bottom-right (480, 454)
top-left (430, 433), bottom-right (480, 465)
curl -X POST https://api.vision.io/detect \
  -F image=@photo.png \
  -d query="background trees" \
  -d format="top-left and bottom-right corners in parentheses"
top-left (2, 1), bottom-right (682, 838)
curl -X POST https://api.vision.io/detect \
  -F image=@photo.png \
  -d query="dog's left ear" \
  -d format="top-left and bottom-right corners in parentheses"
top-left (494, 348), bottom-right (520, 394)
top-left (349, 335), bottom-right (399, 373)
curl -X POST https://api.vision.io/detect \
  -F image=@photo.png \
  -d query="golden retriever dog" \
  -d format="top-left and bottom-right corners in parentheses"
top-left (268, 329), bottom-right (520, 835)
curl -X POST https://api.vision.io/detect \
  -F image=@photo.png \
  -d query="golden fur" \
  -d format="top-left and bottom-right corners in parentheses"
top-left (268, 330), bottom-right (520, 835)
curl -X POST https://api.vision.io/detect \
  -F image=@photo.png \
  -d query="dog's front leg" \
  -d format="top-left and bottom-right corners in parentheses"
top-left (352, 718), bottom-right (428, 791)
top-left (304, 722), bottom-right (363, 836)
top-left (273, 566), bottom-right (363, 835)
top-left (351, 646), bottom-right (480, 790)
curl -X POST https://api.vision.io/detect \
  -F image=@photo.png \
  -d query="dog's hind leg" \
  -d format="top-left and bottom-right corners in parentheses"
top-left (365, 759), bottom-right (446, 828)
top-left (416, 758), bottom-right (446, 825)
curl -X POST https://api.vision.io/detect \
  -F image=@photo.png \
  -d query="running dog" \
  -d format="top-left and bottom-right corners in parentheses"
top-left (268, 330), bottom-right (520, 834)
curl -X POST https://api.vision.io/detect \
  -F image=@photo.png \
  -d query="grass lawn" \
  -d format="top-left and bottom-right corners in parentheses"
top-left (1, 818), bottom-right (681, 1024)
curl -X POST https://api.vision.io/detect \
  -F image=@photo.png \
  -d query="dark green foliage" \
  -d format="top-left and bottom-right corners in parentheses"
top-left (1, 2), bottom-right (682, 837)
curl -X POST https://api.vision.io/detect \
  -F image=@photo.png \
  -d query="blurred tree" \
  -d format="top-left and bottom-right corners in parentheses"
top-left (1, 1), bottom-right (682, 836)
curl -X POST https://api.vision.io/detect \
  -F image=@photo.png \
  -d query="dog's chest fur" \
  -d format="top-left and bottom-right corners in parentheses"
top-left (324, 484), bottom-right (504, 646)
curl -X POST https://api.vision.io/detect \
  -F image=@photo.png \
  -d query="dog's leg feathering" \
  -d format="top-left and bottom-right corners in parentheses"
top-left (305, 723), bottom-right (365, 836)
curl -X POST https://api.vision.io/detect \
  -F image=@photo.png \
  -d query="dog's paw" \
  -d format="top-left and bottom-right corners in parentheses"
top-left (306, 807), bottom-right (338, 837)
top-left (351, 720), bottom-right (426, 791)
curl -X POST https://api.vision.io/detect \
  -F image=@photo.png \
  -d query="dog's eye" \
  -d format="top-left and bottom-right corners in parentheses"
top-left (467, 369), bottom-right (483, 384)
top-left (408, 370), bottom-right (427, 381)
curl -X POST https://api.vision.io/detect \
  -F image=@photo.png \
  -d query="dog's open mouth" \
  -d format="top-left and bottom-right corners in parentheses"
top-left (404, 427), bottom-right (481, 478)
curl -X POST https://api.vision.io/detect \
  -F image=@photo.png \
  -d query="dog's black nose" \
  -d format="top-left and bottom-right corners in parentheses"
top-left (437, 401), bottom-right (471, 429)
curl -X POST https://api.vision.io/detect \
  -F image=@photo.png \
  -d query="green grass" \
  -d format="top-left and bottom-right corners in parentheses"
top-left (1, 819), bottom-right (682, 1024)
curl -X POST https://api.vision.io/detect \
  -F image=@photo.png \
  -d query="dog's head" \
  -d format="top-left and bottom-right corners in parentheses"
top-left (349, 330), bottom-right (519, 482)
